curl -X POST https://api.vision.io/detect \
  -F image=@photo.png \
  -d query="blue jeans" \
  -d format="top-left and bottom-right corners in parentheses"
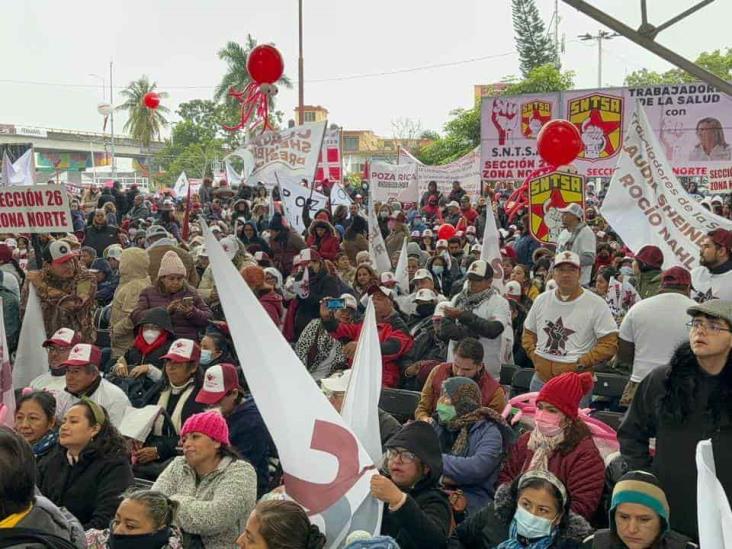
top-left (530, 372), bottom-right (593, 409)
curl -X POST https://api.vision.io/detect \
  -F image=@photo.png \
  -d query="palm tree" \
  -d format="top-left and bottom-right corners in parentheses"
top-left (214, 34), bottom-right (292, 107)
top-left (117, 76), bottom-right (170, 148)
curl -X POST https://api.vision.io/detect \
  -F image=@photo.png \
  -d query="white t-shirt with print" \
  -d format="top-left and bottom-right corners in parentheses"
top-left (619, 292), bottom-right (695, 383)
top-left (557, 225), bottom-right (596, 286)
top-left (524, 289), bottom-right (617, 364)
top-left (691, 266), bottom-right (732, 302)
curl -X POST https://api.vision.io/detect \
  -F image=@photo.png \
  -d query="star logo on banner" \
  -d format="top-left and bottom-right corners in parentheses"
top-left (585, 109), bottom-right (621, 156)
top-left (543, 317), bottom-right (576, 356)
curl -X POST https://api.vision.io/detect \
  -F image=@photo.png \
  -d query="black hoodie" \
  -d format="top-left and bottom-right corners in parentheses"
top-left (381, 422), bottom-right (451, 549)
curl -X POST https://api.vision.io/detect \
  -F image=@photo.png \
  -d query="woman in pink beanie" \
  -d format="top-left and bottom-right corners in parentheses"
top-left (132, 250), bottom-right (212, 340)
top-left (152, 411), bottom-right (257, 549)
top-left (498, 372), bottom-right (605, 521)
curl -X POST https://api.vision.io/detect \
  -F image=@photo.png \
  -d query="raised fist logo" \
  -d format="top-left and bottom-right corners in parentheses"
top-left (581, 118), bottom-right (607, 159)
top-left (491, 98), bottom-right (519, 145)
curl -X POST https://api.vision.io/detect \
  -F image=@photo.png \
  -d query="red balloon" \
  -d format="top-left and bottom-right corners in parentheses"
top-left (143, 92), bottom-right (160, 109)
top-left (437, 223), bottom-right (456, 241)
top-left (536, 119), bottom-right (583, 166)
top-left (247, 45), bottom-right (285, 84)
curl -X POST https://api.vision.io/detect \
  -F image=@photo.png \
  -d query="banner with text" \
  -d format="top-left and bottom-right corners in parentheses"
top-left (369, 161), bottom-right (418, 203)
top-left (416, 147), bottom-right (481, 198)
top-left (280, 180), bottom-right (328, 233)
top-left (481, 83), bottom-right (732, 187)
top-left (0, 184), bottom-right (73, 233)
top-left (600, 100), bottom-right (732, 270)
top-left (314, 128), bottom-right (342, 184)
top-left (246, 121), bottom-right (327, 189)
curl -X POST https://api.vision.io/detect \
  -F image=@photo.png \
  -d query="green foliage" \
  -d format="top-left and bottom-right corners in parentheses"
top-left (117, 76), bottom-right (170, 148)
top-left (624, 48), bottom-right (732, 86)
top-left (511, 0), bottom-right (559, 77)
top-left (502, 63), bottom-right (574, 95)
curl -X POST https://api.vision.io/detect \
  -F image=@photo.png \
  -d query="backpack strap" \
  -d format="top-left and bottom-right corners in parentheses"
top-left (0, 526), bottom-right (77, 549)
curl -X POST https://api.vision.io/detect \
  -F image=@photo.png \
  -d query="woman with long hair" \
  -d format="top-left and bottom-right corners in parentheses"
top-left (353, 264), bottom-right (379, 301)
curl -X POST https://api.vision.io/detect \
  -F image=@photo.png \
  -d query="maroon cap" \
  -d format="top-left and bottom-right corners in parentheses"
top-left (161, 338), bottom-right (201, 363)
top-left (709, 228), bottom-right (732, 251)
top-left (661, 266), bottom-right (692, 287)
top-left (61, 344), bottom-right (102, 367)
top-left (43, 328), bottom-right (81, 349)
top-left (635, 245), bottom-right (664, 269)
top-left (195, 364), bottom-right (240, 405)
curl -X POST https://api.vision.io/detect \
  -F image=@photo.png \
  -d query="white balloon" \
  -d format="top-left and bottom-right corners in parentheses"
top-left (97, 102), bottom-right (113, 116)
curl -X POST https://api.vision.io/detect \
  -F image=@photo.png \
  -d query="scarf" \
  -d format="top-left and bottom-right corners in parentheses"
top-left (527, 428), bottom-right (565, 472)
top-left (444, 406), bottom-right (511, 456)
top-left (32, 429), bottom-right (59, 457)
top-left (133, 330), bottom-right (169, 356)
top-left (496, 520), bottom-right (556, 549)
top-left (155, 379), bottom-right (195, 435)
top-left (0, 505), bottom-right (32, 528)
top-left (453, 287), bottom-right (497, 312)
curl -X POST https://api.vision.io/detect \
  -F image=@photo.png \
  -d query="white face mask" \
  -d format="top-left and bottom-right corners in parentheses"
top-left (142, 329), bottom-right (161, 344)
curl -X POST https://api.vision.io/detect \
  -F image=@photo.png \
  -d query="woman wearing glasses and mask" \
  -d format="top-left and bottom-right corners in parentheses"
top-left (619, 299), bottom-right (732, 542)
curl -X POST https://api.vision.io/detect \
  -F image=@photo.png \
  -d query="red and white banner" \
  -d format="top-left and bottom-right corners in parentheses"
top-left (369, 161), bottom-right (418, 203)
top-left (481, 83), bottom-right (732, 186)
top-left (315, 128), bottom-right (343, 184)
top-left (0, 184), bottom-right (73, 233)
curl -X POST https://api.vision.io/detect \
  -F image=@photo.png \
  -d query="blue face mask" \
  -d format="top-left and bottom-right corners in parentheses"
top-left (514, 505), bottom-right (556, 539)
top-left (432, 265), bottom-right (444, 275)
top-left (199, 349), bottom-right (214, 365)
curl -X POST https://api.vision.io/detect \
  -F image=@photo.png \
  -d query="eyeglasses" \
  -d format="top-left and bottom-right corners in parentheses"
top-left (687, 319), bottom-right (732, 334)
top-left (386, 448), bottom-right (418, 464)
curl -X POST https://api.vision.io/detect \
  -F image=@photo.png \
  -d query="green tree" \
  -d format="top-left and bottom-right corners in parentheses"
top-left (624, 48), bottom-right (732, 86)
top-left (512, 0), bottom-right (559, 77)
top-left (117, 76), bottom-right (170, 148)
top-left (502, 63), bottom-right (574, 95)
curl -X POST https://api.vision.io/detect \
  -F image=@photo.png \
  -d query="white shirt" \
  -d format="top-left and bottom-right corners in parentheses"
top-left (29, 373), bottom-right (67, 400)
top-left (395, 291), bottom-right (447, 316)
top-left (691, 265), bottom-right (732, 302)
top-left (557, 225), bottom-right (596, 286)
top-left (525, 289), bottom-right (617, 364)
top-left (0, 269), bottom-right (20, 299)
top-left (55, 378), bottom-right (131, 428)
top-left (689, 143), bottom-right (732, 161)
top-left (619, 292), bottom-right (695, 382)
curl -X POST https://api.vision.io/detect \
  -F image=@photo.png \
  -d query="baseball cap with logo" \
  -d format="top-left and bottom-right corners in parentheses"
top-left (367, 285), bottom-right (395, 299)
top-left (467, 259), bottom-right (494, 280)
top-left (380, 272), bottom-right (397, 286)
top-left (43, 328), bottom-right (81, 349)
top-left (466, 226), bottom-right (477, 235)
top-left (145, 225), bottom-right (170, 241)
top-left (414, 288), bottom-right (438, 303)
top-left (340, 293), bottom-right (358, 310)
top-left (410, 230), bottom-right (421, 238)
top-left (661, 266), bottom-right (691, 288)
top-left (557, 203), bottom-right (584, 220)
top-left (470, 243), bottom-right (482, 254)
top-left (447, 201), bottom-right (460, 209)
top-left (436, 239), bottom-right (448, 249)
top-left (709, 228), bottom-right (732, 252)
top-left (43, 240), bottom-right (77, 266)
top-left (413, 268), bottom-right (433, 282)
top-left (104, 244), bottom-right (123, 261)
top-left (161, 338), bottom-right (201, 363)
top-left (433, 301), bottom-right (450, 319)
top-left (554, 251), bottom-right (581, 268)
top-left (61, 343), bottom-right (102, 367)
top-left (422, 229), bottom-right (434, 238)
top-left (505, 280), bottom-right (522, 300)
top-left (195, 363), bottom-right (240, 405)
top-left (299, 248), bottom-right (321, 263)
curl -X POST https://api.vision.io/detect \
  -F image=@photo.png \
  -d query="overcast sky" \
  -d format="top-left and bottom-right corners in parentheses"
top-left (1, 0), bottom-right (729, 139)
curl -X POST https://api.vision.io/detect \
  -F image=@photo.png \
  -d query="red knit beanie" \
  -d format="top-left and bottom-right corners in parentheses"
top-left (180, 411), bottom-right (230, 446)
top-left (536, 372), bottom-right (594, 419)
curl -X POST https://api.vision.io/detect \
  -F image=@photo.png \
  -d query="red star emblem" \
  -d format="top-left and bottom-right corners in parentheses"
top-left (584, 109), bottom-right (621, 156)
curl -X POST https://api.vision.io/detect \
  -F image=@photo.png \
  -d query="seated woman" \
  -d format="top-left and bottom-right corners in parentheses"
top-left (153, 411), bottom-right (257, 549)
top-left (582, 471), bottom-right (698, 549)
top-left (498, 372), bottom-right (605, 521)
top-left (199, 331), bottom-right (237, 370)
top-left (37, 399), bottom-right (133, 529)
top-left (86, 489), bottom-right (183, 549)
top-left (132, 251), bottom-right (212, 341)
top-left (433, 377), bottom-right (514, 514)
top-left (134, 338), bottom-right (206, 480)
top-left (450, 470), bottom-right (592, 548)
top-left (14, 390), bottom-right (57, 460)
top-left (353, 264), bottom-right (379, 302)
top-left (110, 307), bottom-right (175, 406)
top-left (237, 500), bottom-right (326, 549)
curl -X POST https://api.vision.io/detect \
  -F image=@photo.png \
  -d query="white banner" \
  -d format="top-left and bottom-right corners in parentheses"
top-left (1, 150), bottom-right (34, 186)
top-left (369, 161), bottom-right (418, 203)
top-left (367, 196), bottom-right (392, 274)
top-left (173, 171), bottom-right (201, 199)
top-left (330, 182), bottom-right (353, 210)
top-left (480, 197), bottom-right (505, 293)
top-left (13, 285), bottom-right (47, 389)
top-left (697, 440), bottom-right (732, 549)
top-left (279, 180), bottom-right (328, 233)
top-left (0, 184), bottom-right (73, 233)
top-left (204, 224), bottom-right (379, 546)
top-left (601, 101), bottom-right (732, 270)
top-left (224, 160), bottom-right (243, 186)
top-left (416, 147), bottom-right (482, 198)
top-left (245, 121), bottom-right (327, 189)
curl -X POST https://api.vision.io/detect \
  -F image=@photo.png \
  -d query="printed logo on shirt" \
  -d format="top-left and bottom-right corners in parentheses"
top-left (696, 288), bottom-right (715, 303)
top-left (542, 317), bottom-right (576, 356)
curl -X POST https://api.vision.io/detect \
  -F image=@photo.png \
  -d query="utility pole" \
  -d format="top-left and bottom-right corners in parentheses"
top-left (109, 60), bottom-right (116, 177)
top-left (554, 0), bottom-right (560, 65)
top-left (579, 30), bottom-right (620, 87)
top-left (298, 0), bottom-right (304, 125)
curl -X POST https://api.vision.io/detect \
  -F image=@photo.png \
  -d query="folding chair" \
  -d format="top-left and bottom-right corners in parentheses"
top-left (589, 409), bottom-right (626, 431)
top-left (592, 372), bottom-right (629, 410)
top-left (500, 364), bottom-right (518, 386)
top-left (511, 368), bottom-right (535, 397)
top-left (379, 388), bottom-right (422, 424)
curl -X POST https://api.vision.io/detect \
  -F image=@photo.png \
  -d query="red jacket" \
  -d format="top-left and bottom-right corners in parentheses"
top-left (498, 424), bottom-right (605, 520)
top-left (258, 289), bottom-right (283, 328)
top-left (326, 314), bottom-right (413, 388)
top-left (306, 220), bottom-right (341, 261)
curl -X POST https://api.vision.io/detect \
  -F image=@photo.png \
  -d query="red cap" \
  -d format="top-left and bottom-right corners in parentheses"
top-left (635, 245), bottom-right (664, 269)
top-left (43, 328), bottom-right (81, 349)
top-left (161, 338), bottom-right (201, 363)
top-left (195, 364), bottom-right (240, 405)
top-left (709, 228), bottom-right (732, 251)
top-left (661, 266), bottom-right (692, 287)
top-left (536, 372), bottom-right (594, 419)
top-left (61, 344), bottom-right (102, 367)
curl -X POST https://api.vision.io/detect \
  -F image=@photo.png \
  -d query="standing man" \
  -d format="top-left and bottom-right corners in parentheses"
top-left (633, 245), bottom-right (664, 299)
top-left (618, 300), bottom-right (732, 541)
top-left (522, 251), bottom-right (617, 400)
top-left (556, 203), bottom-right (596, 286)
top-left (691, 228), bottom-right (732, 302)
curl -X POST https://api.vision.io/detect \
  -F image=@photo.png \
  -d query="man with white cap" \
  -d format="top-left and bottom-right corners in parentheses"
top-left (29, 328), bottom-right (82, 398)
top-left (54, 343), bottom-right (131, 427)
top-left (439, 259), bottom-right (512, 378)
top-left (321, 369), bottom-right (401, 445)
top-left (691, 228), bottom-right (732, 302)
top-left (396, 269), bottom-right (447, 316)
top-left (555, 203), bottom-right (596, 286)
top-left (523, 251), bottom-right (618, 401)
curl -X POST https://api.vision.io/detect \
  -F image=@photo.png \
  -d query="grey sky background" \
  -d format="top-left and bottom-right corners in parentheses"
top-left (1, 0), bottom-right (729, 138)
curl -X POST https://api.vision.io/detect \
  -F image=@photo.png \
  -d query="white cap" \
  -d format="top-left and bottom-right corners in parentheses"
top-left (436, 239), bottom-right (448, 248)
top-left (433, 301), bottom-right (450, 318)
top-left (553, 250), bottom-right (581, 268)
top-left (545, 279), bottom-right (558, 292)
top-left (380, 272), bottom-right (397, 285)
top-left (219, 236), bottom-right (239, 260)
top-left (410, 230), bottom-right (421, 237)
top-left (421, 229), bottom-right (433, 238)
top-left (373, 285), bottom-right (395, 299)
top-left (712, 195), bottom-right (723, 204)
top-left (104, 244), bottom-right (123, 260)
top-left (466, 226), bottom-right (476, 235)
top-left (446, 201), bottom-right (460, 209)
top-left (413, 268), bottom-right (433, 281)
top-left (557, 203), bottom-right (584, 219)
top-left (321, 369), bottom-right (352, 393)
top-left (4, 238), bottom-right (17, 249)
top-left (505, 280), bottom-right (522, 298)
top-left (414, 288), bottom-right (438, 303)
top-left (340, 293), bottom-right (358, 310)
top-left (470, 243), bottom-right (482, 253)
top-left (466, 259), bottom-right (492, 279)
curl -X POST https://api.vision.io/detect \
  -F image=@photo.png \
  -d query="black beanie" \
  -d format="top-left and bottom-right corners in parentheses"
top-left (385, 421), bottom-right (442, 481)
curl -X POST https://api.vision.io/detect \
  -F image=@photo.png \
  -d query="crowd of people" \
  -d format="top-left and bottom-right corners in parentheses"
top-left (1, 175), bottom-right (731, 548)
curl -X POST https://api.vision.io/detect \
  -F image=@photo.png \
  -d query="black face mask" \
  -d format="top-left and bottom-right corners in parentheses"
top-left (415, 303), bottom-right (436, 318)
top-left (108, 528), bottom-right (172, 549)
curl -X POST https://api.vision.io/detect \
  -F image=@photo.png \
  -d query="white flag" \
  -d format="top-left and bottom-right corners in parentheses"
top-left (480, 198), bottom-right (505, 294)
top-left (173, 171), bottom-right (190, 198)
top-left (0, 298), bottom-right (14, 427)
top-left (330, 182), bottom-right (353, 212)
top-left (13, 285), bottom-right (48, 389)
top-left (2, 149), bottom-right (34, 186)
top-left (393, 237), bottom-right (410, 294)
top-left (204, 223), bottom-right (379, 546)
top-left (696, 439), bottom-right (732, 548)
top-left (225, 160), bottom-right (243, 186)
top-left (601, 100), bottom-right (732, 270)
top-left (279, 179), bottom-right (328, 233)
top-left (367, 197), bottom-right (392, 275)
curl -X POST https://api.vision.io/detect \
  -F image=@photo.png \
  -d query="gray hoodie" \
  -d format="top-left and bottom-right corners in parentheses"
top-left (11, 495), bottom-right (87, 548)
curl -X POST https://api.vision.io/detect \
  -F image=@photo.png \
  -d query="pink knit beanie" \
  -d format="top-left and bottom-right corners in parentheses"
top-left (180, 411), bottom-right (230, 446)
top-left (158, 250), bottom-right (186, 278)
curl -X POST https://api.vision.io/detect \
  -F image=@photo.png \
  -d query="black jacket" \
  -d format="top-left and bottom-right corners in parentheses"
top-left (84, 224), bottom-right (119, 257)
top-left (228, 398), bottom-right (274, 497)
top-left (582, 529), bottom-right (697, 548)
top-left (294, 269), bottom-right (340, 338)
top-left (37, 444), bottom-right (133, 530)
top-left (618, 342), bottom-right (732, 540)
